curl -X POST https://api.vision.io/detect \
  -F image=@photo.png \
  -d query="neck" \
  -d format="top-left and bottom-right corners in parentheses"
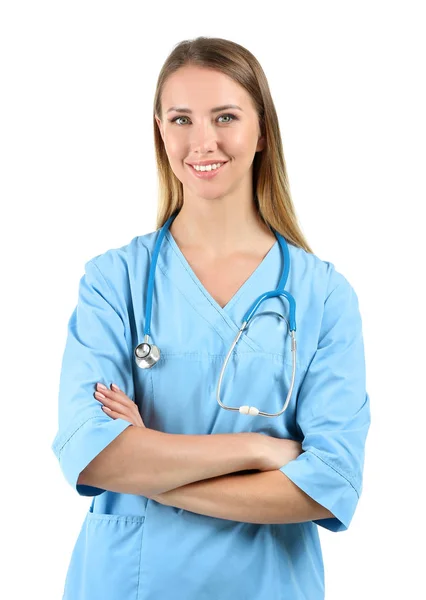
top-left (169, 200), bottom-right (275, 259)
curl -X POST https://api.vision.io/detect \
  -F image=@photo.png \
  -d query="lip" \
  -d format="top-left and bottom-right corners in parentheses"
top-left (186, 161), bottom-right (228, 179)
top-left (186, 160), bottom-right (228, 166)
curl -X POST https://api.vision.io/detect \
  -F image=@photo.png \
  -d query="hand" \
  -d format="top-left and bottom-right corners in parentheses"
top-left (255, 434), bottom-right (303, 472)
top-left (94, 383), bottom-right (146, 428)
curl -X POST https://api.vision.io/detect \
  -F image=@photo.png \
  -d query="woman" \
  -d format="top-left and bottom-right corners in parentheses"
top-left (52, 37), bottom-right (370, 600)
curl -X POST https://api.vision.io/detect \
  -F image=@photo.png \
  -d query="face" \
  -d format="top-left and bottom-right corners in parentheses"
top-left (155, 65), bottom-right (265, 204)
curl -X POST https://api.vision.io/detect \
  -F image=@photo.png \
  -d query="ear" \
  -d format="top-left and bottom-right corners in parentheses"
top-left (256, 135), bottom-right (266, 152)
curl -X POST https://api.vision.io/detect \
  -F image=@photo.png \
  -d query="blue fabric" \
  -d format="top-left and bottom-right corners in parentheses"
top-left (52, 229), bottom-right (370, 599)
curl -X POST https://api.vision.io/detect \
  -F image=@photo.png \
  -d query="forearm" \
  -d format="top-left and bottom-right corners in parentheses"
top-left (78, 425), bottom-right (261, 497)
top-left (154, 470), bottom-right (335, 525)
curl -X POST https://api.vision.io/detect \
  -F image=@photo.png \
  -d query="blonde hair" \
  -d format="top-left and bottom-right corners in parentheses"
top-left (153, 36), bottom-right (313, 254)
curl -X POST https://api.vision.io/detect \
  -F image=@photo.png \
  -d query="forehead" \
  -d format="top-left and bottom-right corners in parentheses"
top-left (162, 66), bottom-right (250, 110)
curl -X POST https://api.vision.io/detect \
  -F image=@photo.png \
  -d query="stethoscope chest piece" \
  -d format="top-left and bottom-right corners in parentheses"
top-left (134, 337), bottom-right (160, 369)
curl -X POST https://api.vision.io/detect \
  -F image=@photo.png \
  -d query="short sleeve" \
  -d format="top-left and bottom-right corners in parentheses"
top-left (51, 258), bottom-right (134, 496)
top-left (279, 273), bottom-right (371, 532)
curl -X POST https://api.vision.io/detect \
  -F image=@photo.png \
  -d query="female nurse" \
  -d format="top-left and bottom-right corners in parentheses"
top-left (52, 37), bottom-right (370, 600)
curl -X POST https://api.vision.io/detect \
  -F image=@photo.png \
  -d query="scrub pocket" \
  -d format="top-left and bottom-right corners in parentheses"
top-left (63, 508), bottom-right (145, 600)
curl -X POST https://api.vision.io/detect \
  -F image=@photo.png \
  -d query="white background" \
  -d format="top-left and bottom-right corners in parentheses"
top-left (1, 1), bottom-right (425, 598)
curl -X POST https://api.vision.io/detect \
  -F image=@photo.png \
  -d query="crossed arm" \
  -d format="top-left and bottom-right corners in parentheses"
top-left (83, 383), bottom-right (334, 525)
top-left (150, 469), bottom-right (334, 525)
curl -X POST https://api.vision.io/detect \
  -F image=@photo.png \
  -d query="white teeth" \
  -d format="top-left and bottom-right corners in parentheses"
top-left (192, 162), bottom-right (224, 172)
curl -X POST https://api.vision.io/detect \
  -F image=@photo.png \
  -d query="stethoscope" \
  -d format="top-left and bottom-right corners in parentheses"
top-left (134, 211), bottom-right (297, 418)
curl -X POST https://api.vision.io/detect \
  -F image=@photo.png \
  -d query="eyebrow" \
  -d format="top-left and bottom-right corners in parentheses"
top-left (166, 104), bottom-right (243, 114)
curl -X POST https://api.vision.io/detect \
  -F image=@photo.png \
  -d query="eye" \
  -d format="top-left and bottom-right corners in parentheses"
top-left (169, 113), bottom-right (238, 126)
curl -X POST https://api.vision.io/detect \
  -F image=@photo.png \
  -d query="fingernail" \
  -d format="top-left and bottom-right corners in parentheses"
top-left (97, 383), bottom-right (107, 390)
top-left (102, 406), bottom-right (112, 412)
top-left (111, 383), bottom-right (120, 391)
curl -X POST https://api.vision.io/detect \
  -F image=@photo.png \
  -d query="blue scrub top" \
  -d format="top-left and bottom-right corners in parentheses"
top-left (52, 227), bottom-right (371, 600)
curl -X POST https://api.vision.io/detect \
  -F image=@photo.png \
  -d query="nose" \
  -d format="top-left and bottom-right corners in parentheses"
top-left (189, 120), bottom-right (220, 152)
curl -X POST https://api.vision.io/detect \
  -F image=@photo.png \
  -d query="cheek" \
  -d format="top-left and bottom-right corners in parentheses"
top-left (162, 139), bottom-right (187, 173)
top-left (230, 129), bottom-right (249, 146)
top-left (226, 130), bottom-right (258, 157)
top-left (166, 154), bottom-right (191, 184)
top-left (163, 136), bottom-right (181, 157)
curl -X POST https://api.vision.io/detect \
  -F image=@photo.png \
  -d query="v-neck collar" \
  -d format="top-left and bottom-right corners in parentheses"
top-left (155, 229), bottom-right (280, 353)
top-left (164, 229), bottom-right (278, 313)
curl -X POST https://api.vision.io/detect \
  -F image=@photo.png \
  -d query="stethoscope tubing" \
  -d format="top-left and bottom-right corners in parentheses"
top-left (134, 210), bottom-right (297, 418)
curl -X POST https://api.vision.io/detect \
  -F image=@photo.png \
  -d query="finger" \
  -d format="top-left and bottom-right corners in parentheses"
top-left (102, 405), bottom-right (140, 428)
top-left (109, 384), bottom-right (135, 406)
top-left (101, 406), bottom-right (118, 419)
top-left (101, 406), bottom-right (130, 422)
top-left (94, 393), bottom-right (132, 416)
top-left (96, 383), bottom-right (135, 408)
top-left (101, 405), bottom-right (129, 420)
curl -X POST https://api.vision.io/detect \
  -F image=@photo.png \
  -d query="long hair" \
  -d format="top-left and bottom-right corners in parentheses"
top-left (152, 36), bottom-right (313, 254)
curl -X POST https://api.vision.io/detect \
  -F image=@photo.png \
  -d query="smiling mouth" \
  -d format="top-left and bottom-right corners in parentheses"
top-left (186, 162), bottom-right (228, 180)
top-left (188, 162), bottom-right (228, 172)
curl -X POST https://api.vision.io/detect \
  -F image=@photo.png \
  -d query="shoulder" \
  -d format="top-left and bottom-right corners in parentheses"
top-left (85, 230), bottom-right (158, 281)
top-left (287, 241), bottom-right (356, 302)
top-left (81, 230), bottom-right (159, 315)
top-left (285, 242), bottom-right (363, 361)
